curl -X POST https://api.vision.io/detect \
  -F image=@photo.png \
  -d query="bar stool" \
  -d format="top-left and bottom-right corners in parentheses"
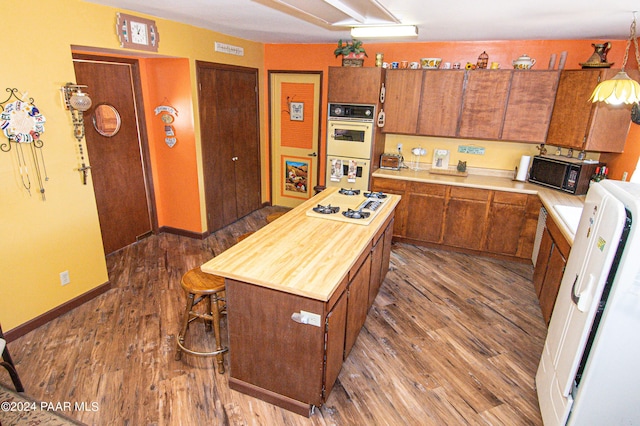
top-left (175, 267), bottom-right (228, 374)
top-left (0, 323), bottom-right (24, 392)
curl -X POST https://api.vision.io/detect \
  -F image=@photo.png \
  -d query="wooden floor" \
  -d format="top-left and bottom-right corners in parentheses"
top-left (4, 206), bottom-right (547, 425)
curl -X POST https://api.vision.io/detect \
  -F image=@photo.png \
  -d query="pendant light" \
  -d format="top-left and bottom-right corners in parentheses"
top-left (590, 12), bottom-right (640, 105)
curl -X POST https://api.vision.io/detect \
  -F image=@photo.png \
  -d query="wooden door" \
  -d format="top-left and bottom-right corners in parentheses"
top-left (198, 62), bottom-right (261, 232)
top-left (501, 70), bottom-right (560, 143)
top-left (458, 70), bottom-right (512, 140)
top-left (269, 72), bottom-right (321, 208)
top-left (73, 56), bottom-right (153, 255)
top-left (418, 70), bottom-right (465, 137)
top-left (382, 70), bottom-right (423, 134)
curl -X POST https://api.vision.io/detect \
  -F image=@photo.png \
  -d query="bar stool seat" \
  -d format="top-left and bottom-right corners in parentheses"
top-left (175, 267), bottom-right (228, 374)
top-left (266, 212), bottom-right (286, 224)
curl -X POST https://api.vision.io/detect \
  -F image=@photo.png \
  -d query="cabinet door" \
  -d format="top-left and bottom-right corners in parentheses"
top-left (382, 70), bottom-right (423, 134)
top-left (371, 178), bottom-right (407, 236)
top-left (458, 70), bottom-right (512, 140)
top-left (546, 70), bottom-right (601, 149)
top-left (443, 187), bottom-right (490, 250)
top-left (328, 67), bottom-right (384, 104)
top-left (533, 226), bottom-right (554, 297)
top-left (368, 234), bottom-right (384, 308)
top-left (417, 70), bottom-right (465, 137)
top-left (501, 71), bottom-right (559, 143)
top-left (344, 255), bottom-right (371, 358)
top-left (405, 182), bottom-right (447, 243)
top-left (380, 217), bottom-right (394, 283)
top-left (516, 195), bottom-right (543, 260)
top-left (539, 245), bottom-right (566, 325)
top-left (323, 290), bottom-right (347, 400)
top-left (484, 192), bottom-right (528, 256)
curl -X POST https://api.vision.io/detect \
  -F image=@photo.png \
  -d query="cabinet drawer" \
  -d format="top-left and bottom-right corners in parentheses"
top-left (409, 181), bottom-right (447, 196)
top-left (492, 191), bottom-right (528, 206)
top-left (449, 186), bottom-right (490, 201)
top-left (372, 177), bottom-right (406, 192)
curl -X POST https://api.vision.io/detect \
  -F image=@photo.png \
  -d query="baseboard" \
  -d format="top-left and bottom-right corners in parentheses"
top-left (4, 281), bottom-right (112, 342)
top-left (158, 226), bottom-right (208, 240)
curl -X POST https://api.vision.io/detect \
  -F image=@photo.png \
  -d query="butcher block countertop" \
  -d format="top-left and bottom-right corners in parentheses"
top-left (373, 167), bottom-right (585, 244)
top-left (201, 187), bottom-right (400, 302)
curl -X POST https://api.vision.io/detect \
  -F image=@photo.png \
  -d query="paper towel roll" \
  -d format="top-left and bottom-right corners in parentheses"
top-left (515, 155), bottom-right (531, 182)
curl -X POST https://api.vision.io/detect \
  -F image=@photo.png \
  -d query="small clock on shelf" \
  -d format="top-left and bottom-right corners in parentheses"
top-left (117, 13), bottom-right (159, 52)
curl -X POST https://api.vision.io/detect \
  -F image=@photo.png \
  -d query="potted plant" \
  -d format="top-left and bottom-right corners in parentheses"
top-left (334, 39), bottom-right (368, 67)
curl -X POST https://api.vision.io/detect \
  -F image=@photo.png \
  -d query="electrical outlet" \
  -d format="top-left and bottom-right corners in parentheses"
top-left (622, 171), bottom-right (628, 181)
top-left (60, 270), bottom-right (70, 286)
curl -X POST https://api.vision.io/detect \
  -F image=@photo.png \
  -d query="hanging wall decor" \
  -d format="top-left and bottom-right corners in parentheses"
top-left (154, 102), bottom-right (178, 148)
top-left (1, 88), bottom-right (48, 200)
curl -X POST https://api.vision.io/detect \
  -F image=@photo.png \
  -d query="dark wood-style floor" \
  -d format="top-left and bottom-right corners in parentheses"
top-left (4, 206), bottom-right (547, 425)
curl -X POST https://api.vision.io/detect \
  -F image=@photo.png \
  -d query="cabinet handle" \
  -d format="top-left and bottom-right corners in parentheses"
top-left (308, 152), bottom-right (317, 157)
top-left (232, 156), bottom-right (238, 161)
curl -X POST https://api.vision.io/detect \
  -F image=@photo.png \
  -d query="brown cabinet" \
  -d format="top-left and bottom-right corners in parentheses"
top-left (373, 177), bottom-right (540, 262)
top-left (418, 70), bottom-right (465, 137)
top-left (501, 71), bottom-right (560, 143)
top-left (458, 70), bottom-right (512, 140)
top-left (546, 69), bottom-right (634, 153)
top-left (345, 252), bottom-right (371, 358)
top-left (533, 216), bottom-right (571, 325)
top-left (382, 69), bottom-right (424, 134)
top-left (328, 66), bottom-right (385, 104)
top-left (369, 216), bottom-right (394, 307)
top-left (405, 182), bottom-right (447, 243)
top-left (443, 186), bottom-right (491, 250)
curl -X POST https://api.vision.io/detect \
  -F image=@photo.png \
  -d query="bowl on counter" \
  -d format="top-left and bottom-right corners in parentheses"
top-left (421, 57), bottom-right (442, 69)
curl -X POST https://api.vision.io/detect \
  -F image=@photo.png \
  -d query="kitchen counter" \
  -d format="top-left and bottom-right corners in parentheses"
top-left (373, 167), bottom-right (585, 244)
top-left (201, 186), bottom-right (401, 301)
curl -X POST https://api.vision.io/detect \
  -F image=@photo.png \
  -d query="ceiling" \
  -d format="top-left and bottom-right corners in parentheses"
top-left (83, 0), bottom-right (638, 44)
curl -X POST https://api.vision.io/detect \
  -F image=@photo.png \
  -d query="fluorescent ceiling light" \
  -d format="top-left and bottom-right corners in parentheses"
top-left (265, 0), bottom-right (399, 27)
top-left (351, 25), bottom-right (418, 38)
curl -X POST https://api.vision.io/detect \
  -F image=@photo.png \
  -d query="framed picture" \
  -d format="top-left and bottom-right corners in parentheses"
top-left (290, 102), bottom-right (304, 121)
top-left (432, 149), bottom-right (450, 170)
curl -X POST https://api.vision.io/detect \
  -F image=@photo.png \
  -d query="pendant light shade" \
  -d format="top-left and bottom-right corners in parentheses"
top-left (591, 12), bottom-right (640, 105)
top-left (590, 70), bottom-right (640, 105)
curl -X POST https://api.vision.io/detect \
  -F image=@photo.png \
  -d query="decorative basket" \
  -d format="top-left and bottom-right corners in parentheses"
top-left (342, 58), bottom-right (364, 67)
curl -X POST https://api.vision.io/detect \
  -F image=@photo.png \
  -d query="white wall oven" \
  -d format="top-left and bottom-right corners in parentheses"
top-left (326, 103), bottom-right (375, 192)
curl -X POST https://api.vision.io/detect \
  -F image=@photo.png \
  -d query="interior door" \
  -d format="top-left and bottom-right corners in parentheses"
top-left (270, 72), bottom-right (321, 208)
top-left (73, 55), bottom-right (154, 255)
top-left (198, 62), bottom-right (261, 233)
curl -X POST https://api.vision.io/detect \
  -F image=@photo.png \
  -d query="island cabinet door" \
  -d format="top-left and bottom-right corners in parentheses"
top-left (323, 291), bottom-right (347, 400)
top-left (226, 279), bottom-right (326, 409)
top-left (344, 254), bottom-right (372, 359)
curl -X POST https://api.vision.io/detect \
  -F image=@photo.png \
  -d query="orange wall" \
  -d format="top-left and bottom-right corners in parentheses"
top-left (265, 39), bottom-right (638, 183)
top-left (140, 58), bottom-right (202, 232)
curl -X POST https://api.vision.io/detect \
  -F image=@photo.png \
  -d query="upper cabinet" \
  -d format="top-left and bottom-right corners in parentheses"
top-left (374, 68), bottom-right (632, 152)
top-left (501, 70), bottom-right (560, 143)
top-left (381, 69), bottom-right (423, 134)
top-left (328, 66), bottom-right (385, 105)
top-left (546, 69), bottom-right (635, 153)
top-left (418, 70), bottom-right (465, 137)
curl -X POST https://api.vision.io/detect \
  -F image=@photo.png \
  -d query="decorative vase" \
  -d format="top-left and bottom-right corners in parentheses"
top-left (342, 53), bottom-right (365, 67)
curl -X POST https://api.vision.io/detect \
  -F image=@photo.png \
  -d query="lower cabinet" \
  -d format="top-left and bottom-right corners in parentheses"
top-left (533, 216), bottom-right (571, 325)
top-left (371, 177), bottom-right (540, 261)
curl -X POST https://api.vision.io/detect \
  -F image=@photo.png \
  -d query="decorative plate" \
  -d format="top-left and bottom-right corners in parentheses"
top-left (0, 100), bottom-right (45, 143)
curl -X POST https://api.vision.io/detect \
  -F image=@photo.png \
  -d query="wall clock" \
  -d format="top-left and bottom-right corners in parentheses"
top-left (117, 13), bottom-right (159, 52)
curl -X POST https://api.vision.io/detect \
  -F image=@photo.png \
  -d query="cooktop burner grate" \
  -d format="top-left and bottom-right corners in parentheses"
top-left (342, 209), bottom-right (370, 219)
top-left (364, 191), bottom-right (387, 199)
top-left (339, 188), bottom-right (360, 196)
top-left (312, 204), bottom-right (340, 214)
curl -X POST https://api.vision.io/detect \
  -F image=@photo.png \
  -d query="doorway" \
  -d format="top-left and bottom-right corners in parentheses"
top-left (269, 72), bottom-right (322, 208)
top-left (72, 54), bottom-right (156, 255)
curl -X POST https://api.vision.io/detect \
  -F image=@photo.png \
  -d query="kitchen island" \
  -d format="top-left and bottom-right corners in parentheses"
top-left (201, 187), bottom-right (400, 416)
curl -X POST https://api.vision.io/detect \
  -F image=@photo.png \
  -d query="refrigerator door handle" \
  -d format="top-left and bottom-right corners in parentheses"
top-left (571, 273), bottom-right (596, 312)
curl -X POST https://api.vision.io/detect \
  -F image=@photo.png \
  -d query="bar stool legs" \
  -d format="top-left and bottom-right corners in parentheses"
top-left (175, 268), bottom-right (228, 374)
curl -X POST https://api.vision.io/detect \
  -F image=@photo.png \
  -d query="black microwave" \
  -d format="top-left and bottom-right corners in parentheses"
top-left (528, 155), bottom-right (603, 195)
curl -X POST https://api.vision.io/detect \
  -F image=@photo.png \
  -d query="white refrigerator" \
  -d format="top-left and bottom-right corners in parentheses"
top-left (536, 180), bottom-right (640, 425)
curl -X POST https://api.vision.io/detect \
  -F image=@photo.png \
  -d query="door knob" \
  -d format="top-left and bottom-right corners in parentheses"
top-left (232, 156), bottom-right (238, 161)
top-left (308, 152), bottom-right (317, 157)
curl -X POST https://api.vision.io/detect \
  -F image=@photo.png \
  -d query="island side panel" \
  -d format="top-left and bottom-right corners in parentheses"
top-left (226, 279), bottom-right (326, 408)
